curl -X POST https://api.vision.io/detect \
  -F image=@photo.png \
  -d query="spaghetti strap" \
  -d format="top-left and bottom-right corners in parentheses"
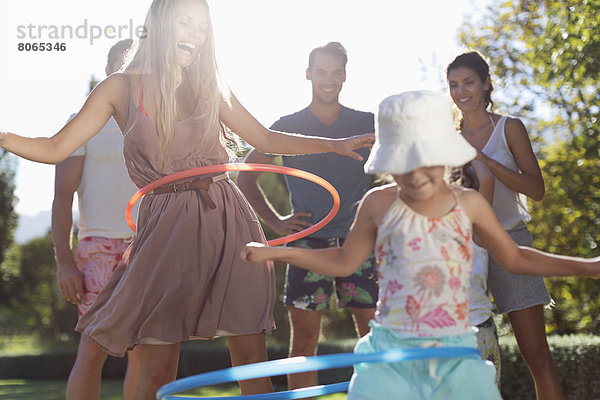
top-left (139, 75), bottom-right (150, 118)
top-left (488, 112), bottom-right (495, 128)
top-left (136, 75), bottom-right (199, 120)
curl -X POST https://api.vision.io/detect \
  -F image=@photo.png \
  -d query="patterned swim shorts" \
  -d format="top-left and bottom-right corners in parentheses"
top-left (284, 237), bottom-right (378, 311)
top-left (76, 236), bottom-right (131, 318)
top-left (475, 317), bottom-right (501, 388)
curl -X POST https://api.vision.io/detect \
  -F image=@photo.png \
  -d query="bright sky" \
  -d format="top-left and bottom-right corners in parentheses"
top-left (0, 0), bottom-right (472, 216)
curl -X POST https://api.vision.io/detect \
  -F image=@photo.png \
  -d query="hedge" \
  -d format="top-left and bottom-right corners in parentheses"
top-left (1, 335), bottom-right (599, 399)
top-left (499, 334), bottom-right (600, 400)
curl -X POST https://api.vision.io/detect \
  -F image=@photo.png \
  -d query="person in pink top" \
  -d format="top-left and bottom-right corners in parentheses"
top-left (242, 90), bottom-right (600, 400)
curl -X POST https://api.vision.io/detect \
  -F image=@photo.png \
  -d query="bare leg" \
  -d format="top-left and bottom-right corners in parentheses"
top-left (350, 307), bottom-right (375, 338)
top-left (286, 307), bottom-right (322, 398)
top-left (66, 335), bottom-right (108, 400)
top-left (134, 343), bottom-right (180, 400)
top-left (509, 305), bottom-right (563, 400)
top-left (123, 345), bottom-right (143, 400)
top-left (227, 333), bottom-right (273, 394)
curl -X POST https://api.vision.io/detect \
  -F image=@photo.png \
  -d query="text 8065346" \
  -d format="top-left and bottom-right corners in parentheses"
top-left (17, 42), bottom-right (67, 51)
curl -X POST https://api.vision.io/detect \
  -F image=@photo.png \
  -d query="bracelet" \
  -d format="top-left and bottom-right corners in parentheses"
top-left (0, 131), bottom-right (8, 143)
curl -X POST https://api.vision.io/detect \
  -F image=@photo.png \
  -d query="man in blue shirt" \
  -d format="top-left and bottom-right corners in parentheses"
top-left (237, 42), bottom-right (377, 395)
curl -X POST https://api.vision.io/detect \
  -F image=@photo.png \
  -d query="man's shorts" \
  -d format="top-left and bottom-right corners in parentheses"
top-left (475, 317), bottom-right (501, 388)
top-left (76, 236), bottom-right (131, 318)
top-left (283, 237), bottom-right (378, 311)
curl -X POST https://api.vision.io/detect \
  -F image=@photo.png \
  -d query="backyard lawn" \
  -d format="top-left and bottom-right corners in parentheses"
top-left (0, 379), bottom-right (347, 399)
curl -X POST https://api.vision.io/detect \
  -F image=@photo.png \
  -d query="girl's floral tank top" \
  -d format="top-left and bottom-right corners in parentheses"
top-left (374, 189), bottom-right (474, 336)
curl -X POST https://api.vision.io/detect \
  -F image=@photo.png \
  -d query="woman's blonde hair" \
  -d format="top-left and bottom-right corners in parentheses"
top-left (125, 0), bottom-right (237, 167)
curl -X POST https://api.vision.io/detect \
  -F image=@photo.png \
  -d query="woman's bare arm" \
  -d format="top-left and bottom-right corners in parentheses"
top-left (219, 92), bottom-right (374, 160)
top-left (478, 117), bottom-right (544, 200)
top-left (1, 74), bottom-right (128, 164)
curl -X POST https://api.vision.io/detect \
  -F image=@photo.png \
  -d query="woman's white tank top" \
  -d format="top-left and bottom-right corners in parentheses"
top-left (482, 115), bottom-right (531, 230)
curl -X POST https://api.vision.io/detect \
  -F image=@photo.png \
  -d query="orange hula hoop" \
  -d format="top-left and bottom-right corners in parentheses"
top-left (125, 163), bottom-right (340, 246)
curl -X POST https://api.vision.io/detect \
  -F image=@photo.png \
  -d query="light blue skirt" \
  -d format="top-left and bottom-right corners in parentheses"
top-left (348, 322), bottom-right (502, 400)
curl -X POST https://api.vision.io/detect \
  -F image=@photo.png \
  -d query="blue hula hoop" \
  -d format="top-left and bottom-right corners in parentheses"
top-left (157, 347), bottom-right (481, 400)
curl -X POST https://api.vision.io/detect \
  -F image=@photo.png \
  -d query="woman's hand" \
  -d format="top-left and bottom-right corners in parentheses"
top-left (471, 158), bottom-right (495, 205)
top-left (475, 149), bottom-right (491, 163)
top-left (475, 118), bottom-right (545, 201)
top-left (241, 242), bottom-right (272, 264)
top-left (471, 158), bottom-right (493, 184)
top-left (332, 133), bottom-right (375, 161)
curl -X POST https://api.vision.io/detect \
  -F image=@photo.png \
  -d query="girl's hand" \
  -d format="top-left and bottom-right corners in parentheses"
top-left (241, 242), bottom-right (272, 264)
top-left (333, 133), bottom-right (375, 161)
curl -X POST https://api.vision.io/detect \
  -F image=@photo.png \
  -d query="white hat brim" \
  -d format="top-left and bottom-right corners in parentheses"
top-left (364, 134), bottom-right (476, 175)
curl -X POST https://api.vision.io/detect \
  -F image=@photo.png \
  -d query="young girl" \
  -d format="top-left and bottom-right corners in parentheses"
top-left (447, 51), bottom-right (560, 399)
top-left (241, 90), bottom-right (600, 400)
top-left (0, 1), bottom-right (373, 399)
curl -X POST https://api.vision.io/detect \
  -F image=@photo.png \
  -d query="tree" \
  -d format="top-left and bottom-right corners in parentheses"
top-left (0, 151), bottom-right (18, 264)
top-left (459, 0), bottom-right (599, 149)
top-left (0, 232), bottom-right (77, 339)
top-left (532, 144), bottom-right (600, 333)
top-left (459, 0), bottom-right (600, 333)
top-left (0, 151), bottom-right (19, 315)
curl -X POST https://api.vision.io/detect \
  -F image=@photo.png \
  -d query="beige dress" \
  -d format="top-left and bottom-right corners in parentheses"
top-left (75, 84), bottom-right (275, 357)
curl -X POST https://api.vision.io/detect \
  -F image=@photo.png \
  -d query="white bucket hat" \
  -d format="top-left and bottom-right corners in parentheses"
top-left (364, 90), bottom-right (476, 175)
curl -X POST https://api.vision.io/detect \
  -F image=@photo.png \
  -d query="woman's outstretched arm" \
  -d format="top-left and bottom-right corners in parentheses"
top-left (1, 73), bottom-right (127, 164)
top-left (219, 91), bottom-right (374, 160)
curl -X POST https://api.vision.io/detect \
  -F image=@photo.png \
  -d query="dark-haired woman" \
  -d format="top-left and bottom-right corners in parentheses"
top-left (447, 51), bottom-right (562, 400)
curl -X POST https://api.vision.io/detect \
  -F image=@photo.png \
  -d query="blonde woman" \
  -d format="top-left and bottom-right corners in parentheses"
top-left (0, 1), bottom-right (373, 398)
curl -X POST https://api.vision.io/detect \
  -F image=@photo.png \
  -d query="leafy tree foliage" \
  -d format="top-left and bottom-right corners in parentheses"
top-left (532, 144), bottom-right (600, 333)
top-left (0, 151), bottom-right (18, 316)
top-left (460, 0), bottom-right (599, 148)
top-left (0, 232), bottom-right (77, 339)
top-left (459, 0), bottom-right (600, 333)
top-left (0, 152), bottom-right (18, 264)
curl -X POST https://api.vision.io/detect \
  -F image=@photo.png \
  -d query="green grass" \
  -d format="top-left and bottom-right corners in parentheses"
top-left (0, 334), bottom-right (76, 357)
top-left (0, 335), bottom-right (350, 399)
top-left (0, 380), bottom-right (347, 399)
top-left (1, 379), bottom-right (126, 400)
